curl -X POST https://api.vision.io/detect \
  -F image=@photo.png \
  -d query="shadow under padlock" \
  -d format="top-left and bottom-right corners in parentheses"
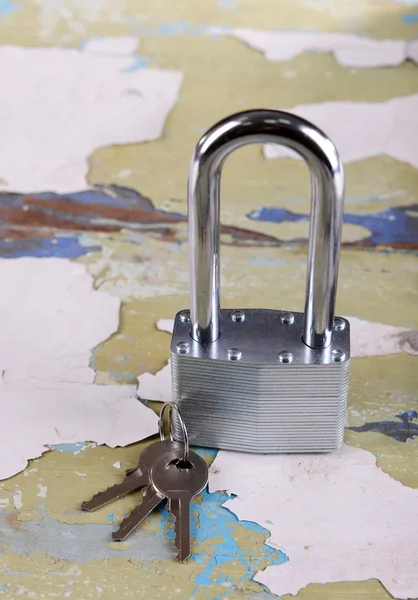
top-left (170, 109), bottom-right (350, 453)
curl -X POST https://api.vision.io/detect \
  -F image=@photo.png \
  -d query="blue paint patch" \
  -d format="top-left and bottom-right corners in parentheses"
top-left (248, 203), bottom-right (418, 249)
top-left (80, 36), bottom-right (104, 49)
top-left (107, 513), bottom-right (116, 521)
top-left (190, 490), bottom-right (287, 593)
top-left (250, 257), bottom-right (288, 267)
top-left (0, 511), bottom-right (173, 563)
top-left (157, 22), bottom-right (191, 35)
top-left (0, 486), bottom-right (286, 590)
top-left (51, 442), bottom-right (86, 454)
top-left (106, 370), bottom-right (138, 382)
top-left (0, 584), bottom-right (10, 592)
top-left (135, 22), bottom-right (209, 37)
top-left (0, 0), bottom-right (17, 15)
top-left (348, 410), bottom-right (418, 443)
top-left (218, 0), bottom-right (237, 9)
top-left (0, 185), bottom-right (185, 260)
top-left (194, 447), bottom-right (218, 460)
top-left (249, 207), bottom-right (303, 223)
top-left (403, 12), bottom-right (418, 22)
top-left (121, 56), bottom-right (149, 71)
top-left (142, 487), bottom-right (285, 597)
top-left (39, 503), bottom-right (46, 510)
top-left (0, 235), bottom-right (100, 260)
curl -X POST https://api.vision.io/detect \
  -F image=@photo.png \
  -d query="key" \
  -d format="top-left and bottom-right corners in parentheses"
top-left (81, 439), bottom-right (182, 512)
top-left (112, 485), bottom-right (164, 541)
top-left (111, 444), bottom-right (188, 541)
top-left (151, 448), bottom-right (208, 562)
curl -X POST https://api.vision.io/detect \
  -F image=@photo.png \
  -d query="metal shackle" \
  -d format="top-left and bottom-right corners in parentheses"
top-left (188, 109), bottom-right (345, 349)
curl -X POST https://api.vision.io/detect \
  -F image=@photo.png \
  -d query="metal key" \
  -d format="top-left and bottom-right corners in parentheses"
top-left (151, 448), bottom-right (209, 562)
top-left (81, 440), bottom-right (181, 512)
top-left (111, 444), bottom-right (188, 541)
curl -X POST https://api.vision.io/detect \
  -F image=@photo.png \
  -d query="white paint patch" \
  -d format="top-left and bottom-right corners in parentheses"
top-left (84, 245), bottom-right (186, 302)
top-left (113, 462), bottom-right (121, 469)
top-left (137, 361), bottom-right (172, 403)
top-left (118, 169), bottom-right (133, 179)
top-left (0, 258), bottom-right (159, 481)
top-left (348, 316), bottom-right (418, 358)
top-left (409, 39), bottom-right (418, 63)
top-left (211, 27), bottom-right (418, 68)
top-left (263, 95), bottom-right (418, 168)
top-left (209, 444), bottom-right (418, 599)
top-left (12, 490), bottom-right (23, 509)
top-left (37, 484), bottom-right (47, 498)
top-left (0, 258), bottom-right (119, 382)
top-left (0, 498), bottom-right (9, 506)
top-left (156, 319), bottom-right (174, 334)
top-left (32, 0), bottom-right (125, 39)
top-left (136, 319), bottom-right (173, 403)
top-left (75, 472), bottom-right (87, 478)
top-left (0, 41), bottom-right (182, 192)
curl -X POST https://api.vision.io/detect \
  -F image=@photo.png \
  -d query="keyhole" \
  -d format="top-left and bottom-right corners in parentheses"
top-left (170, 457), bottom-right (194, 471)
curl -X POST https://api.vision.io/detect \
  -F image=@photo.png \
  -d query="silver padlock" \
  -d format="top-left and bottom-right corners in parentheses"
top-left (171, 109), bottom-right (350, 453)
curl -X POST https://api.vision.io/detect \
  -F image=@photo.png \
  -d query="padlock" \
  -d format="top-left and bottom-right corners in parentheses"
top-left (170, 109), bottom-right (350, 453)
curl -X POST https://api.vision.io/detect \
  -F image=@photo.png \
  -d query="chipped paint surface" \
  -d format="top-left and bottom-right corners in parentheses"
top-left (1, 0), bottom-right (417, 598)
top-left (209, 445), bottom-right (418, 598)
top-left (264, 95), bottom-right (418, 168)
top-left (211, 27), bottom-right (418, 67)
top-left (0, 41), bottom-right (182, 192)
top-left (0, 186), bottom-right (281, 261)
top-left (0, 258), bottom-right (158, 480)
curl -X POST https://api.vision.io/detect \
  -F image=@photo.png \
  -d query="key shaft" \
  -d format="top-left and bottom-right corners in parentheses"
top-left (112, 486), bottom-right (165, 541)
top-left (173, 497), bottom-right (191, 562)
top-left (151, 449), bottom-right (208, 562)
top-left (81, 468), bottom-right (149, 512)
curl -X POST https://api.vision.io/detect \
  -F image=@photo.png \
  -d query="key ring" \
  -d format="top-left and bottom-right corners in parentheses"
top-left (158, 402), bottom-right (189, 462)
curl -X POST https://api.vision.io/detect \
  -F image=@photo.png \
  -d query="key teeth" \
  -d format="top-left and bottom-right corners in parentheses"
top-left (172, 512), bottom-right (190, 561)
top-left (112, 507), bottom-right (141, 541)
top-left (173, 516), bottom-right (180, 551)
top-left (175, 547), bottom-right (190, 563)
top-left (81, 491), bottom-right (107, 512)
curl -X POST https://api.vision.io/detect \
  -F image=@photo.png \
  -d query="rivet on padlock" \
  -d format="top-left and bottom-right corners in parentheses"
top-left (170, 109), bottom-right (350, 453)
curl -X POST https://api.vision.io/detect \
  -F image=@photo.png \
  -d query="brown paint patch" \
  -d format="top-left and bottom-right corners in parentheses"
top-left (0, 191), bottom-right (280, 247)
top-left (5, 512), bottom-right (23, 532)
top-left (343, 240), bottom-right (418, 251)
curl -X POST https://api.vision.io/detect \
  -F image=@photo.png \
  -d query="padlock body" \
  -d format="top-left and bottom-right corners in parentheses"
top-left (171, 309), bottom-right (350, 453)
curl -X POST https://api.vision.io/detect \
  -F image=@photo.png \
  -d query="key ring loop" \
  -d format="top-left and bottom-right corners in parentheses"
top-left (158, 402), bottom-right (189, 462)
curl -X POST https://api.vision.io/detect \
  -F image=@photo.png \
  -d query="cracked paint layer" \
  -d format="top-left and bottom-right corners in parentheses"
top-left (0, 442), bottom-right (284, 599)
top-left (263, 95), bottom-right (418, 169)
top-left (211, 27), bottom-right (418, 68)
top-left (1, 0), bottom-right (416, 597)
top-left (0, 258), bottom-right (158, 480)
top-left (0, 40), bottom-right (182, 192)
top-left (348, 410), bottom-right (418, 442)
top-left (248, 203), bottom-right (418, 251)
top-left (0, 185), bottom-right (281, 260)
top-left (209, 444), bottom-right (418, 599)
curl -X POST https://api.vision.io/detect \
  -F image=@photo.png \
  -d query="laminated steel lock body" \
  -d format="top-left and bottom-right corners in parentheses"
top-left (171, 109), bottom-right (350, 453)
